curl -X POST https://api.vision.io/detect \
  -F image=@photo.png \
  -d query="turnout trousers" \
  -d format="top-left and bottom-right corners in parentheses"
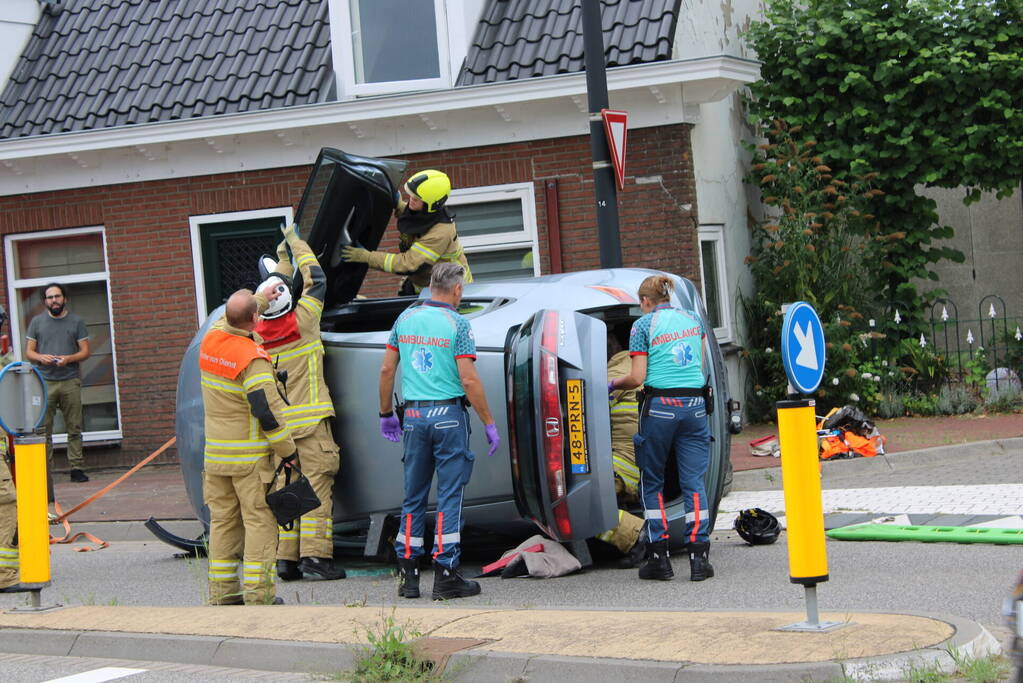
top-left (203, 459), bottom-right (278, 605)
top-left (634, 396), bottom-right (711, 546)
top-left (394, 403), bottom-right (474, 569)
top-left (277, 420), bottom-right (340, 561)
top-left (0, 454), bottom-right (16, 589)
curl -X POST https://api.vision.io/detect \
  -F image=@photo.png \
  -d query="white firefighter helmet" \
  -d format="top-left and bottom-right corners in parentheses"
top-left (258, 273), bottom-right (294, 320)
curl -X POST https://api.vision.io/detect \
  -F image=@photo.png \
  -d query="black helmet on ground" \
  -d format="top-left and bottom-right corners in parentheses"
top-left (734, 508), bottom-right (781, 545)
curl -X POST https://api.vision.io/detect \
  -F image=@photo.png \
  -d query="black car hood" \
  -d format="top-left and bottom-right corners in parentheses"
top-left (295, 148), bottom-right (407, 308)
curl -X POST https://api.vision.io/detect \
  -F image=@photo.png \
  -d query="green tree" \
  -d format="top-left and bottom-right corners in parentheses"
top-left (744, 0), bottom-right (1023, 326)
top-left (742, 121), bottom-right (886, 418)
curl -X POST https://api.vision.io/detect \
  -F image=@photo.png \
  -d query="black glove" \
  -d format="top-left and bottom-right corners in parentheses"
top-left (280, 451), bottom-right (298, 468)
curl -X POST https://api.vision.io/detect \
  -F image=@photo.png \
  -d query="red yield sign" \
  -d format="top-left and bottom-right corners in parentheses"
top-left (601, 109), bottom-right (628, 190)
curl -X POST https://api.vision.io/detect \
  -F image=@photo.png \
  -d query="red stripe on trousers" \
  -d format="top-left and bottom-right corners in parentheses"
top-left (404, 513), bottom-right (412, 559)
top-left (433, 511), bottom-right (444, 559)
top-left (658, 492), bottom-right (669, 540)
top-left (690, 492), bottom-right (700, 544)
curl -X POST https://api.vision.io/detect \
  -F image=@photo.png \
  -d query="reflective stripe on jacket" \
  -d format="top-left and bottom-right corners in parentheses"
top-left (607, 350), bottom-right (640, 491)
top-left (200, 319), bottom-right (295, 474)
top-left (366, 220), bottom-right (473, 292)
top-left (260, 237), bottom-right (335, 439)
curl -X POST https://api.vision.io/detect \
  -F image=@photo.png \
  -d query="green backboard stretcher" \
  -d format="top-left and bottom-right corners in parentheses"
top-left (826, 523), bottom-right (1023, 545)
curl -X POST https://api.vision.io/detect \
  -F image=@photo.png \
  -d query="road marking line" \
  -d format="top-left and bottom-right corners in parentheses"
top-left (721, 484), bottom-right (1023, 516)
top-left (42, 667), bottom-right (146, 683)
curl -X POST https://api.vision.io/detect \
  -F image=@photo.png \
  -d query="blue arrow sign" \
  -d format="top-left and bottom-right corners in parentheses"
top-left (780, 301), bottom-right (826, 395)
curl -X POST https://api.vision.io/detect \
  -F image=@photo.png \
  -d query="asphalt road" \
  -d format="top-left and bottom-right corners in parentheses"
top-left (1, 440), bottom-right (1019, 683)
top-left (0, 653), bottom-right (309, 682)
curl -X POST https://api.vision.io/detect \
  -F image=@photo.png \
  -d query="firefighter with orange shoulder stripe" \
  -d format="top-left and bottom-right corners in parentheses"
top-left (609, 275), bottom-right (715, 582)
top-left (254, 224), bottom-right (345, 582)
top-left (200, 286), bottom-right (297, 605)
top-left (340, 169), bottom-right (472, 296)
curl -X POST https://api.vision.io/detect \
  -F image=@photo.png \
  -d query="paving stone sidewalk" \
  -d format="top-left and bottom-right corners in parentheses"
top-left (730, 412), bottom-right (1022, 472)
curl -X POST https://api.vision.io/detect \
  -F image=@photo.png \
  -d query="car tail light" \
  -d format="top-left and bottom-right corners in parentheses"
top-left (540, 312), bottom-right (572, 537)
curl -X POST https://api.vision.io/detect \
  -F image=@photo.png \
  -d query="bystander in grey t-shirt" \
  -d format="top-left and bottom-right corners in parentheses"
top-left (25, 312), bottom-right (89, 382)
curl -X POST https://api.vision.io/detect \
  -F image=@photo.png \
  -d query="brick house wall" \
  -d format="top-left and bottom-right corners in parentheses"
top-left (0, 123), bottom-right (698, 468)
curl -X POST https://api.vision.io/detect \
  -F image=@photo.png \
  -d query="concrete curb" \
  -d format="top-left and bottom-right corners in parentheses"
top-left (0, 612), bottom-right (1000, 681)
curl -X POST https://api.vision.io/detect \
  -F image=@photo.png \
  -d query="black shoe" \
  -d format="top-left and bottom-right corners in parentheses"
top-left (397, 558), bottom-right (420, 598)
top-left (70, 469), bottom-right (89, 483)
top-left (270, 596), bottom-right (284, 605)
top-left (618, 540), bottom-right (646, 569)
top-left (299, 556), bottom-right (347, 580)
top-left (277, 559), bottom-right (303, 581)
top-left (432, 565), bottom-right (481, 600)
top-left (688, 542), bottom-right (715, 582)
top-left (638, 541), bottom-right (674, 581)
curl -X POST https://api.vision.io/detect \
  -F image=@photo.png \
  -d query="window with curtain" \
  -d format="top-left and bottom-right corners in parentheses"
top-left (447, 183), bottom-right (539, 283)
top-left (5, 228), bottom-right (121, 439)
top-left (698, 225), bottom-right (732, 342)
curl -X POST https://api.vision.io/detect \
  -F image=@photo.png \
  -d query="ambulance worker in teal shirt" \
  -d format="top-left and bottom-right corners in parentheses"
top-left (378, 262), bottom-right (500, 601)
top-left (609, 275), bottom-right (714, 583)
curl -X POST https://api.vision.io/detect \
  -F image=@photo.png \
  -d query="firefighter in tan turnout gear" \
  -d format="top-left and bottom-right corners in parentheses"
top-left (255, 225), bottom-right (345, 582)
top-left (1, 326), bottom-right (22, 593)
top-left (200, 287), bottom-right (297, 605)
top-left (0, 435), bottom-right (18, 593)
top-left (597, 327), bottom-right (646, 567)
top-left (340, 169), bottom-right (472, 295)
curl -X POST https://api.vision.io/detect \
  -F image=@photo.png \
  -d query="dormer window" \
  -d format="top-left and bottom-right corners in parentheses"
top-left (330, 0), bottom-right (466, 97)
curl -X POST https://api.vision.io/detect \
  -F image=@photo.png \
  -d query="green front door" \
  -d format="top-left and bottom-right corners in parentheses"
top-left (199, 218), bottom-right (283, 315)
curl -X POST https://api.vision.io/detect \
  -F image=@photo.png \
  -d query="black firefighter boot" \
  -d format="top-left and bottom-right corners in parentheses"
top-left (397, 558), bottom-right (421, 599)
top-left (688, 542), bottom-right (715, 582)
top-left (432, 564), bottom-right (481, 600)
top-left (277, 560), bottom-right (303, 582)
top-left (617, 539), bottom-right (647, 569)
top-left (299, 556), bottom-right (347, 580)
top-left (638, 541), bottom-right (674, 581)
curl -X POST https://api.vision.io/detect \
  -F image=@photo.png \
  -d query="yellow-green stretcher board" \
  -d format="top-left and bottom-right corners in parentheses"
top-left (826, 524), bottom-right (1023, 544)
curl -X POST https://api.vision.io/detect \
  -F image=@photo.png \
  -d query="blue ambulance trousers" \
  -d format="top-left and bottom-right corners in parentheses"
top-left (634, 396), bottom-right (711, 546)
top-left (394, 403), bottom-right (475, 569)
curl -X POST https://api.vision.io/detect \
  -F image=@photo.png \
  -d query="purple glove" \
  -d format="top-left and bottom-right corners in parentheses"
top-left (608, 380), bottom-right (617, 398)
top-left (484, 423), bottom-right (500, 457)
top-left (380, 414), bottom-right (401, 442)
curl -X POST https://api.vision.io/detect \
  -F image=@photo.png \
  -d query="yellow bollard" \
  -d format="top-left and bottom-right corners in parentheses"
top-left (777, 399), bottom-right (828, 585)
top-left (14, 436), bottom-right (50, 586)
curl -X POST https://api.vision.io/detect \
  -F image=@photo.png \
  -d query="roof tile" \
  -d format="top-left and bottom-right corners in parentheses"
top-left (458, 0), bottom-right (680, 86)
top-left (0, 0), bottom-right (333, 139)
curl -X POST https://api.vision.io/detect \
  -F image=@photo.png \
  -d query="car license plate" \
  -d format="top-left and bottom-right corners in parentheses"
top-left (566, 379), bottom-right (588, 474)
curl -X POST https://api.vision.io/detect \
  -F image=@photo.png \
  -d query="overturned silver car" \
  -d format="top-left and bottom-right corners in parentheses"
top-left (162, 149), bottom-right (739, 561)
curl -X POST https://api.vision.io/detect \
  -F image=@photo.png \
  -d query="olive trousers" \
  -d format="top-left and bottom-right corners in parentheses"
top-left (203, 459), bottom-right (278, 605)
top-left (44, 378), bottom-right (84, 470)
top-left (276, 420), bottom-right (340, 562)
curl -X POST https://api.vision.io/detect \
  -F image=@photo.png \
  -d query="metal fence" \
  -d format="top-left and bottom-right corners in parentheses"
top-left (923, 295), bottom-right (1022, 391)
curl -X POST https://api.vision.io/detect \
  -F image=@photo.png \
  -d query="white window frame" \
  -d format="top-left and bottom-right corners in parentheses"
top-left (4, 225), bottom-right (123, 443)
top-left (697, 224), bottom-right (732, 343)
top-left (447, 182), bottom-right (540, 277)
top-left (188, 206), bottom-right (294, 324)
top-left (329, 0), bottom-right (466, 98)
